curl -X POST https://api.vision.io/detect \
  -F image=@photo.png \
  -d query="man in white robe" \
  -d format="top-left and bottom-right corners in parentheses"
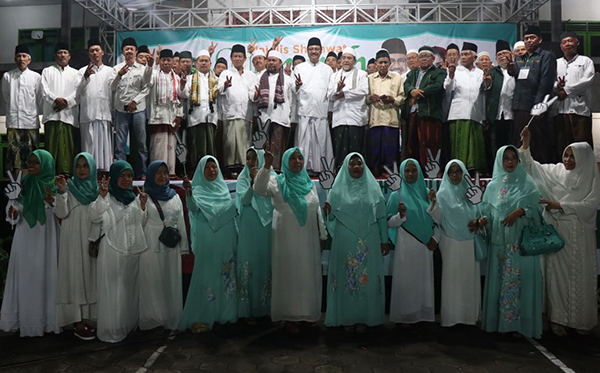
top-left (327, 47), bottom-right (368, 170)
top-left (293, 37), bottom-right (333, 174)
top-left (77, 39), bottom-right (115, 172)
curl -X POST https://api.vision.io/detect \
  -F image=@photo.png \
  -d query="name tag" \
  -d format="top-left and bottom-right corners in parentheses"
top-left (518, 68), bottom-right (530, 80)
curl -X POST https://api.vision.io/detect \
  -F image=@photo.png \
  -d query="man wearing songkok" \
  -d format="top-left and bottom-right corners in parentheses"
top-left (41, 42), bottom-right (80, 175)
top-left (327, 47), bottom-right (369, 170)
top-left (214, 57), bottom-right (227, 76)
top-left (440, 43), bottom-right (460, 166)
top-left (143, 48), bottom-right (183, 175)
top-left (444, 42), bottom-right (486, 172)
top-left (381, 38), bottom-right (408, 75)
top-left (251, 50), bottom-right (293, 170)
top-left (554, 31), bottom-right (595, 152)
top-left (109, 37), bottom-right (149, 178)
top-left (214, 56), bottom-right (228, 163)
top-left (336, 51), bottom-right (343, 71)
top-left (218, 44), bottom-right (255, 176)
top-left (366, 48), bottom-right (405, 176)
top-left (292, 55), bottom-right (305, 67)
top-left (136, 45), bottom-right (151, 65)
top-left (483, 40), bottom-right (516, 166)
top-left (513, 41), bottom-right (526, 57)
top-left (172, 51), bottom-right (181, 75)
top-left (293, 37), bottom-right (334, 174)
top-left (178, 51), bottom-right (194, 76)
top-left (366, 58), bottom-right (377, 75)
top-left (406, 49), bottom-right (419, 74)
top-left (289, 55), bottom-right (305, 147)
top-left (179, 50), bottom-right (219, 170)
top-left (402, 46), bottom-right (447, 173)
top-left (325, 51), bottom-right (338, 72)
top-left (2, 45), bottom-right (42, 174)
top-left (508, 25), bottom-right (557, 163)
top-left (76, 39), bottom-right (115, 172)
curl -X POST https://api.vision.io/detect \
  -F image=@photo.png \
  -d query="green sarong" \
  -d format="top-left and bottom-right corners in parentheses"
top-left (333, 125), bottom-right (366, 170)
top-left (45, 121), bottom-right (78, 175)
top-left (449, 120), bottom-right (486, 172)
top-left (187, 123), bottom-right (216, 172)
top-left (6, 128), bottom-right (39, 175)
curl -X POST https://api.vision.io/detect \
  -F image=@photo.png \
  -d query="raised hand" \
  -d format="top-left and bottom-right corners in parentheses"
top-left (252, 119), bottom-right (270, 150)
top-left (99, 175), bottom-right (110, 198)
top-left (271, 35), bottom-right (283, 50)
top-left (447, 63), bottom-right (456, 79)
top-left (4, 170), bottom-right (23, 200)
top-left (383, 162), bottom-right (402, 191)
top-left (147, 48), bottom-right (156, 67)
top-left (254, 85), bottom-right (261, 101)
top-left (118, 63), bottom-right (130, 76)
top-left (137, 185), bottom-right (148, 211)
top-left (250, 167), bottom-right (259, 181)
top-left (223, 76), bottom-right (233, 90)
top-left (530, 94), bottom-right (558, 116)
top-left (43, 185), bottom-right (55, 205)
top-left (520, 125), bottom-right (531, 150)
top-left (180, 73), bottom-right (187, 90)
top-left (318, 157), bottom-right (335, 190)
top-left (182, 176), bottom-right (192, 193)
top-left (428, 188), bottom-right (436, 201)
top-left (398, 202), bottom-right (407, 218)
top-left (174, 132), bottom-right (188, 165)
top-left (284, 61), bottom-right (292, 76)
top-left (557, 76), bottom-right (566, 89)
top-left (56, 175), bottom-right (68, 193)
top-left (483, 69), bottom-right (492, 87)
top-left (294, 73), bottom-right (302, 90)
top-left (464, 172), bottom-right (483, 205)
top-left (247, 39), bottom-right (257, 55)
top-left (337, 76), bottom-right (346, 93)
top-left (208, 41), bottom-right (218, 56)
top-left (424, 148), bottom-right (441, 178)
top-left (84, 63), bottom-right (96, 79)
top-left (263, 150), bottom-right (274, 170)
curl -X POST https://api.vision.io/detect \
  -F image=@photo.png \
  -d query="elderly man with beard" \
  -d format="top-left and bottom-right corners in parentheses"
top-left (293, 37), bottom-right (334, 174)
top-left (381, 38), bottom-right (408, 75)
top-left (508, 25), bottom-right (557, 163)
top-left (251, 50), bottom-right (293, 171)
top-left (402, 46), bottom-right (447, 174)
top-left (483, 40), bottom-right (516, 168)
top-left (41, 42), bottom-right (81, 175)
top-left (2, 45), bottom-right (42, 174)
top-left (76, 39), bottom-right (115, 172)
top-left (327, 47), bottom-right (369, 170)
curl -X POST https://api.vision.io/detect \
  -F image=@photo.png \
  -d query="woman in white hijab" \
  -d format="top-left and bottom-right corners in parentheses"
top-left (519, 127), bottom-right (600, 336)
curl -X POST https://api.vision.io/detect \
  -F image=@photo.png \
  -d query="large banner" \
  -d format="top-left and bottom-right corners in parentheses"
top-left (118, 23), bottom-right (516, 73)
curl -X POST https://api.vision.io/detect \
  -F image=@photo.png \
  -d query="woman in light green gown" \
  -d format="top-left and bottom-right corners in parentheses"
top-left (323, 153), bottom-right (389, 331)
top-left (475, 145), bottom-right (543, 338)
top-left (236, 147), bottom-right (274, 320)
top-left (178, 156), bottom-right (238, 331)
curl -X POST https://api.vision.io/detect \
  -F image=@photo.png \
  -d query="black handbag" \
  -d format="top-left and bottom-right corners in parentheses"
top-left (152, 198), bottom-right (182, 248)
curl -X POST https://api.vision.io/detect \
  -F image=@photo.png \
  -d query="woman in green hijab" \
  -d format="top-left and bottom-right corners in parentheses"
top-left (178, 156), bottom-right (238, 331)
top-left (55, 152), bottom-right (100, 340)
top-left (236, 147), bottom-right (274, 322)
top-left (1, 150), bottom-right (61, 337)
top-left (386, 158), bottom-right (439, 325)
top-left (254, 147), bottom-right (327, 333)
top-left (323, 153), bottom-right (389, 332)
top-left (474, 145), bottom-right (543, 338)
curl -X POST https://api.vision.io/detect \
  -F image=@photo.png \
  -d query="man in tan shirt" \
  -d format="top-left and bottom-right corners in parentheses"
top-left (367, 49), bottom-right (405, 176)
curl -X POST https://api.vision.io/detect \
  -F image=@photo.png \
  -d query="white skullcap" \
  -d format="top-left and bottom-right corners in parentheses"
top-left (268, 49), bottom-right (283, 61)
top-left (513, 41), bottom-right (525, 51)
top-left (253, 49), bottom-right (266, 58)
top-left (407, 49), bottom-right (419, 55)
top-left (477, 51), bottom-right (491, 59)
top-left (341, 47), bottom-right (356, 58)
top-left (198, 50), bottom-right (210, 58)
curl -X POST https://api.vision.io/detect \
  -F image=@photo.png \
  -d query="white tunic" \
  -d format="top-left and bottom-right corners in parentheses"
top-left (555, 55), bottom-right (595, 116)
top-left (294, 61), bottom-right (333, 119)
top-left (388, 213), bottom-right (438, 323)
top-left (77, 64), bottom-right (114, 124)
top-left (88, 194), bottom-right (148, 343)
top-left (0, 201), bottom-right (60, 337)
top-left (109, 62), bottom-right (149, 114)
top-left (253, 168), bottom-right (328, 322)
top-left (139, 195), bottom-right (189, 331)
top-left (327, 68), bottom-right (369, 128)
top-left (180, 71), bottom-right (218, 127)
top-left (144, 65), bottom-right (183, 125)
top-left (217, 67), bottom-right (255, 121)
top-left (1, 68), bottom-right (42, 129)
top-left (54, 191), bottom-right (97, 327)
top-left (254, 71), bottom-right (294, 127)
top-left (444, 65), bottom-right (485, 123)
top-left (427, 203), bottom-right (481, 327)
top-left (41, 64), bottom-right (80, 126)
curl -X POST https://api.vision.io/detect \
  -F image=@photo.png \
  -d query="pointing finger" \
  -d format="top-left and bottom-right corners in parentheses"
top-left (463, 174), bottom-right (475, 187)
top-left (474, 171), bottom-right (480, 187)
top-left (426, 148), bottom-right (434, 162)
top-left (320, 157), bottom-right (331, 172)
top-left (7, 170), bottom-right (15, 184)
top-left (16, 170), bottom-right (22, 184)
top-left (434, 150), bottom-right (441, 163)
top-left (329, 158), bottom-right (335, 172)
top-left (393, 161), bottom-right (399, 175)
top-left (383, 165), bottom-right (394, 175)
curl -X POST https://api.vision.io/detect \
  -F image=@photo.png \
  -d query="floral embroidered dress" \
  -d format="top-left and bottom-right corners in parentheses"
top-left (177, 156), bottom-right (238, 330)
top-left (324, 153), bottom-right (388, 327)
top-left (480, 146), bottom-right (543, 338)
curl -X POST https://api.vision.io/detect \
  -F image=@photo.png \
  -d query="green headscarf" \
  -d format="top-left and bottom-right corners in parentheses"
top-left (436, 159), bottom-right (478, 241)
top-left (236, 147), bottom-right (274, 227)
top-left (20, 149), bottom-right (56, 228)
top-left (108, 160), bottom-right (136, 205)
top-left (276, 147), bottom-right (314, 227)
top-left (386, 158), bottom-right (434, 245)
top-left (67, 152), bottom-right (99, 205)
top-left (327, 152), bottom-right (385, 237)
top-left (191, 155), bottom-right (237, 231)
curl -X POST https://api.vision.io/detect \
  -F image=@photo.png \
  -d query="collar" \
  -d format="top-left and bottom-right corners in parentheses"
top-left (55, 63), bottom-right (69, 71)
top-left (419, 65), bottom-right (434, 73)
top-left (376, 72), bottom-right (391, 79)
top-left (564, 54), bottom-right (579, 64)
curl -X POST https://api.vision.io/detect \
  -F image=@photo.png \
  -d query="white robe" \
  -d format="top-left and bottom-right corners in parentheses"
top-left (427, 203), bottom-right (481, 327)
top-left (139, 195), bottom-right (189, 331)
top-left (88, 194), bottom-right (148, 343)
top-left (0, 201), bottom-right (60, 337)
top-left (388, 213), bottom-right (438, 323)
top-left (55, 191), bottom-right (97, 327)
top-left (253, 168), bottom-right (327, 322)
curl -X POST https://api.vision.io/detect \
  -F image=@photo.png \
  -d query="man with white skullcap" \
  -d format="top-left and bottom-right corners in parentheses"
top-left (326, 47), bottom-right (369, 169)
top-left (513, 41), bottom-right (526, 57)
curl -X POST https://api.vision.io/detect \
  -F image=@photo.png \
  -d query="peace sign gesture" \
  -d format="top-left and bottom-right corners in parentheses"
top-left (147, 48), bottom-right (156, 67)
top-left (294, 73), bottom-right (302, 90)
top-left (247, 39), bottom-right (257, 55)
top-left (84, 62), bottom-right (96, 79)
top-left (4, 170), bottom-right (23, 200)
top-left (208, 41), bottom-right (218, 57)
top-left (318, 157), bottom-right (335, 190)
top-left (383, 162), bottom-right (402, 191)
top-left (464, 172), bottom-right (483, 205)
top-left (136, 185), bottom-right (148, 211)
top-left (284, 61), bottom-right (292, 76)
top-left (271, 35), bottom-right (283, 51)
top-left (43, 185), bottom-right (55, 205)
top-left (56, 175), bottom-right (68, 193)
top-left (99, 175), bottom-right (110, 198)
top-left (253, 84), bottom-right (261, 101)
top-left (224, 76), bottom-right (233, 90)
top-left (424, 148), bottom-right (441, 178)
top-left (337, 76), bottom-right (346, 93)
top-left (252, 118), bottom-right (270, 150)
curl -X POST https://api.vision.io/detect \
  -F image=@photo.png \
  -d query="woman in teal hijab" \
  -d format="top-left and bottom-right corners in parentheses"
top-left (55, 152), bottom-right (100, 338)
top-left (386, 158), bottom-right (439, 324)
top-left (253, 147), bottom-right (328, 333)
top-left (427, 159), bottom-right (481, 327)
top-left (474, 145), bottom-right (543, 339)
top-left (323, 153), bottom-right (389, 332)
top-left (178, 156), bottom-right (238, 331)
top-left (1, 150), bottom-right (61, 337)
top-left (236, 147), bottom-right (274, 321)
